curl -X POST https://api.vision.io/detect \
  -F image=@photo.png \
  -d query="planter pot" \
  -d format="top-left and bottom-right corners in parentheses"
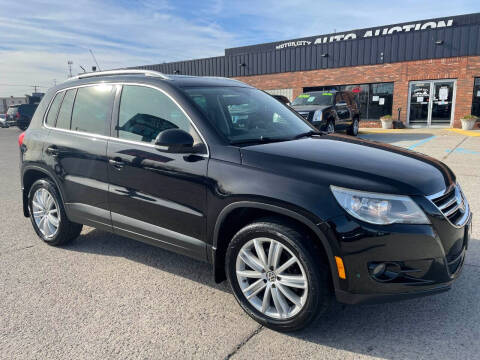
top-left (381, 119), bottom-right (393, 129)
top-left (461, 118), bottom-right (477, 130)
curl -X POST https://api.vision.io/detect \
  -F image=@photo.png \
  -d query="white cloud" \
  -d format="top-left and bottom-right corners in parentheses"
top-left (0, 0), bottom-right (235, 96)
top-left (0, 0), bottom-right (478, 96)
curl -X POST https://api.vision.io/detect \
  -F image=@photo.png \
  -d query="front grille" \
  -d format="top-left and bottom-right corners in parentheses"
top-left (429, 185), bottom-right (467, 225)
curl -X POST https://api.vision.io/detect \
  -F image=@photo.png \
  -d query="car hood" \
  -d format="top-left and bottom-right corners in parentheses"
top-left (240, 135), bottom-right (455, 196)
top-left (291, 105), bottom-right (330, 112)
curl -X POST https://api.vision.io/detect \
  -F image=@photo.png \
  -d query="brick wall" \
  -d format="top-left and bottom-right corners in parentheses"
top-left (234, 56), bottom-right (480, 128)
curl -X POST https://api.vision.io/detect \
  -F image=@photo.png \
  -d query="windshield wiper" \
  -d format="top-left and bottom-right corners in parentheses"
top-left (230, 136), bottom-right (289, 145)
top-left (291, 130), bottom-right (322, 140)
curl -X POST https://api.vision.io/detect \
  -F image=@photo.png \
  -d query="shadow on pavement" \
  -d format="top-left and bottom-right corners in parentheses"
top-left (360, 133), bottom-right (435, 145)
top-left (290, 237), bottom-right (480, 359)
top-left (65, 228), bottom-right (480, 359)
top-left (64, 227), bottom-right (231, 293)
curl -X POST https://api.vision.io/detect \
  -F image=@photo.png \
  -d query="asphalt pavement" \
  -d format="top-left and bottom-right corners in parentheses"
top-left (0, 127), bottom-right (479, 359)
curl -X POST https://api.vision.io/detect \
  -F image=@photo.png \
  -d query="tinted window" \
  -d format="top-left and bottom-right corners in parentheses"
top-left (56, 89), bottom-right (76, 130)
top-left (118, 85), bottom-right (202, 145)
top-left (71, 85), bottom-right (115, 135)
top-left (46, 92), bottom-right (65, 126)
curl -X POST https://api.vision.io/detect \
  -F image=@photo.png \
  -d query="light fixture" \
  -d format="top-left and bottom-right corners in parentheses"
top-left (435, 40), bottom-right (444, 45)
top-left (239, 63), bottom-right (247, 67)
top-left (174, 70), bottom-right (180, 74)
top-left (321, 53), bottom-right (329, 57)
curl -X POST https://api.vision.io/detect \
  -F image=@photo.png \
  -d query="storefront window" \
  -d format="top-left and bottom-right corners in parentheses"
top-left (303, 82), bottom-right (394, 121)
top-left (472, 78), bottom-right (480, 117)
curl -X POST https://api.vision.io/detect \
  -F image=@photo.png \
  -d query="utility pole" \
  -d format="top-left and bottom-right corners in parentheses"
top-left (67, 60), bottom-right (73, 77)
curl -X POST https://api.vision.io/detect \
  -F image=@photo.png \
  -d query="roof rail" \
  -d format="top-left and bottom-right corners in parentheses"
top-left (68, 69), bottom-right (170, 81)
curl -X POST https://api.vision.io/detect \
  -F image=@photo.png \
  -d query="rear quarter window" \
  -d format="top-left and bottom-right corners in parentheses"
top-left (56, 89), bottom-right (76, 130)
top-left (71, 85), bottom-right (115, 135)
top-left (45, 92), bottom-right (65, 126)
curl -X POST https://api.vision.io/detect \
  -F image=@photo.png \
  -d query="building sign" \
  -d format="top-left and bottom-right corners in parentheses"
top-left (274, 19), bottom-right (453, 50)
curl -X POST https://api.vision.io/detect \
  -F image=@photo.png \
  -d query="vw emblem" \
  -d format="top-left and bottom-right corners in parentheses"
top-left (266, 271), bottom-right (277, 282)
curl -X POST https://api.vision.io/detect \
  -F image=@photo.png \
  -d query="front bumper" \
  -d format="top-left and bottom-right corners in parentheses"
top-left (325, 210), bottom-right (471, 305)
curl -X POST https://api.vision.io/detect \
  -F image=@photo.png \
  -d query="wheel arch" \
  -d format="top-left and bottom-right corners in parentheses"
top-left (212, 201), bottom-right (339, 289)
top-left (22, 165), bottom-right (64, 218)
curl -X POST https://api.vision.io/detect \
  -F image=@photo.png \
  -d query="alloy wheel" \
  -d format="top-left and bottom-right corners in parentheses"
top-left (327, 122), bottom-right (335, 133)
top-left (353, 119), bottom-right (359, 134)
top-left (235, 237), bottom-right (308, 319)
top-left (32, 188), bottom-right (60, 239)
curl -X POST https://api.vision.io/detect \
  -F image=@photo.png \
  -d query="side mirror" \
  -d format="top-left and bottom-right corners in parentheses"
top-left (336, 101), bottom-right (347, 107)
top-left (154, 128), bottom-right (194, 153)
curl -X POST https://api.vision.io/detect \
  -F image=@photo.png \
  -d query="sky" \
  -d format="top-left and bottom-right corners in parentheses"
top-left (0, 0), bottom-right (479, 96)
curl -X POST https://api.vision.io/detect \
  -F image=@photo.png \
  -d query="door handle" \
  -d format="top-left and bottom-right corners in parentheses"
top-left (109, 157), bottom-right (125, 169)
top-left (46, 146), bottom-right (60, 156)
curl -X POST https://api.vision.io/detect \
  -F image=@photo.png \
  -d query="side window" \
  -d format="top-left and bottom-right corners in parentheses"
top-left (117, 85), bottom-right (202, 146)
top-left (45, 92), bottom-right (65, 126)
top-left (71, 85), bottom-right (115, 135)
top-left (56, 89), bottom-right (76, 130)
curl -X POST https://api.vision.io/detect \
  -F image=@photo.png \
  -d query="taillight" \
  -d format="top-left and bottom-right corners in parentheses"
top-left (18, 132), bottom-right (25, 147)
top-left (16, 112), bottom-right (20, 119)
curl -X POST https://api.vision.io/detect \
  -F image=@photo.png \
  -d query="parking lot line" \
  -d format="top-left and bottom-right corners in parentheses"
top-left (407, 135), bottom-right (436, 150)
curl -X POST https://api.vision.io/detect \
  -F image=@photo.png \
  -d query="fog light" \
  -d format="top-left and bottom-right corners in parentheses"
top-left (369, 262), bottom-right (401, 282)
top-left (371, 262), bottom-right (386, 277)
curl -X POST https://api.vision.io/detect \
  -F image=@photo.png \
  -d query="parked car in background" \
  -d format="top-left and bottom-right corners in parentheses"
top-left (19, 70), bottom-right (471, 332)
top-left (291, 90), bottom-right (360, 136)
top-left (0, 114), bottom-right (7, 128)
top-left (271, 94), bottom-right (291, 107)
top-left (6, 104), bottom-right (38, 130)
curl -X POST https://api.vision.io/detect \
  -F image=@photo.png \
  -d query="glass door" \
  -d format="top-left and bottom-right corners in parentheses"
top-left (408, 80), bottom-right (456, 127)
top-left (431, 81), bottom-right (455, 125)
top-left (408, 82), bottom-right (431, 126)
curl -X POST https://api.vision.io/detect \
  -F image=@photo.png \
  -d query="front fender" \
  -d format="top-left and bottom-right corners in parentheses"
top-left (211, 200), bottom-right (341, 291)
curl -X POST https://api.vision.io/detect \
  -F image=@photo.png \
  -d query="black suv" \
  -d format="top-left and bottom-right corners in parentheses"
top-left (6, 104), bottom-right (38, 130)
top-left (19, 70), bottom-right (471, 331)
top-left (291, 90), bottom-right (360, 135)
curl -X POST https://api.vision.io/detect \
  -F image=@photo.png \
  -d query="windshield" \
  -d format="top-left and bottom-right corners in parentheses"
top-left (183, 86), bottom-right (315, 144)
top-left (292, 92), bottom-right (334, 106)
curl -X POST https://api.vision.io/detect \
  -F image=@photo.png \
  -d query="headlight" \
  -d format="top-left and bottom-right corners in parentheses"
top-left (312, 110), bottom-right (322, 123)
top-left (330, 186), bottom-right (430, 225)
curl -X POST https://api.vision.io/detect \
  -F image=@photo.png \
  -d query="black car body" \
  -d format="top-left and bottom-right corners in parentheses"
top-left (292, 90), bottom-right (360, 135)
top-left (6, 104), bottom-right (37, 130)
top-left (19, 70), bottom-right (471, 331)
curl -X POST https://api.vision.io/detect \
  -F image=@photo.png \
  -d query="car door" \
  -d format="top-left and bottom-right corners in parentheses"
top-left (43, 84), bottom-right (116, 230)
top-left (107, 84), bottom-right (208, 261)
top-left (334, 92), bottom-right (351, 130)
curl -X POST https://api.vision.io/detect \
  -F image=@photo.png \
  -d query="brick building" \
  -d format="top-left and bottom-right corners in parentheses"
top-left (136, 13), bottom-right (480, 128)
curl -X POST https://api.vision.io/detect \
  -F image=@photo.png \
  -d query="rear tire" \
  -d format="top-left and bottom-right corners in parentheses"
top-left (226, 218), bottom-right (332, 332)
top-left (28, 179), bottom-right (82, 246)
top-left (347, 117), bottom-right (359, 136)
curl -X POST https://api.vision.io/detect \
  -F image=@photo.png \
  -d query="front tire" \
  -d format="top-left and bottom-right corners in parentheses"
top-left (28, 179), bottom-right (82, 246)
top-left (226, 219), bottom-right (332, 332)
